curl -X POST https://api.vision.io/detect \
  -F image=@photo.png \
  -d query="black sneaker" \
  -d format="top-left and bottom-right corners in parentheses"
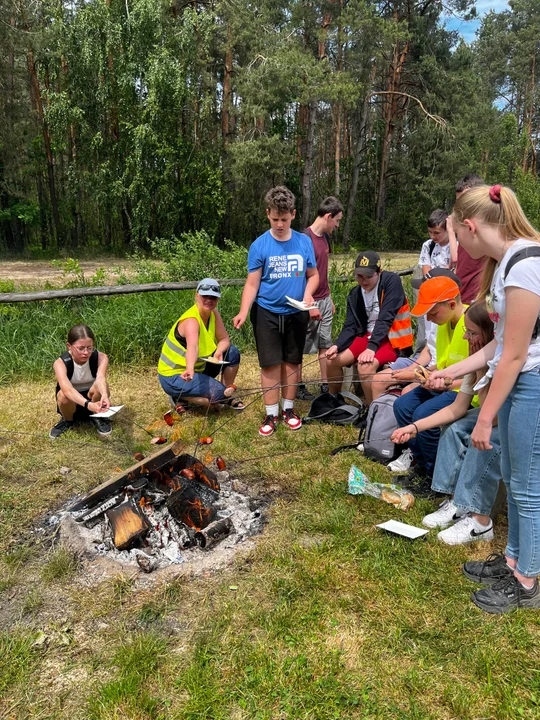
top-left (49, 419), bottom-right (74, 439)
top-left (391, 467), bottom-right (434, 498)
top-left (320, 383), bottom-right (329, 394)
top-left (92, 417), bottom-right (112, 437)
top-left (472, 576), bottom-right (540, 614)
top-left (462, 553), bottom-right (513, 585)
top-left (296, 384), bottom-right (315, 401)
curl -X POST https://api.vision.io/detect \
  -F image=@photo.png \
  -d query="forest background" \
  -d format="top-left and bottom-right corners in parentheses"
top-left (1, 0), bottom-right (539, 258)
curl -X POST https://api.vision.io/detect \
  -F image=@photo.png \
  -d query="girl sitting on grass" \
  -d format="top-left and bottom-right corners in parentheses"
top-left (391, 302), bottom-right (499, 545)
top-left (50, 324), bottom-right (112, 439)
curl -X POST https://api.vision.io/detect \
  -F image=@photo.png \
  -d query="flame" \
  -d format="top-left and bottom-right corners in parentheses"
top-left (183, 498), bottom-right (211, 531)
top-left (139, 497), bottom-right (146, 508)
top-left (203, 451), bottom-right (213, 465)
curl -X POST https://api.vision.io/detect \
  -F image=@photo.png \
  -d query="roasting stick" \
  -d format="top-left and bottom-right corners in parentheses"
top-left (191, 356), bottom-right (323, 455)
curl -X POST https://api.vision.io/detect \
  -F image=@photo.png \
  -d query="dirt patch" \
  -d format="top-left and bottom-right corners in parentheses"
top-left (0, 259), bottom-right (135, 287)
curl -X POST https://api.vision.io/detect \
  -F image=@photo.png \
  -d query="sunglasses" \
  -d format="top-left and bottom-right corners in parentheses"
top-left (198, 284), bottom-right (220, 293)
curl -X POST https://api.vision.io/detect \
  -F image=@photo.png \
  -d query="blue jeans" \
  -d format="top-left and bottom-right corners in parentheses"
top-left (498, 368), bottom-right (540, 578)
top-left (393, 386), bottom-right (458, 476)
top-left (431, 408), bottom-right (501, 515)
top-left (159, 345), bottom-right (240, 403)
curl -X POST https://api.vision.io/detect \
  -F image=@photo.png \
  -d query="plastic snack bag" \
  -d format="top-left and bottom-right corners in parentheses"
top-left (347, 465), bottom-right (415, 511)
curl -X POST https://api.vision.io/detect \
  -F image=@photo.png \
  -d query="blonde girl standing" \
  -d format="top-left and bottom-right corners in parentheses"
top-left (429, 184), bottom-right (540, 614)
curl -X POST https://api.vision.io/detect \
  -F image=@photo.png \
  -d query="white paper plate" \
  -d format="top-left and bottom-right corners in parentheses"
top-left (200, 356), bottom-right (230, 365)
top-left (285, 296), bottom-right (315, 312)
top-left (376, 519), bottom-right (429, 539)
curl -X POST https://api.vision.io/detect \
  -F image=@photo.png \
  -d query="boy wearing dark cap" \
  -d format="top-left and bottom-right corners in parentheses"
top-left (326, 251), bottom-right (413, 404)
top-left (392, 276), bottom-right (470, 483)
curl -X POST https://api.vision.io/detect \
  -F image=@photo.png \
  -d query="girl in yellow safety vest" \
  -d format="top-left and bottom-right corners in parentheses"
top-left (158, 278), bottom-right (244, 409)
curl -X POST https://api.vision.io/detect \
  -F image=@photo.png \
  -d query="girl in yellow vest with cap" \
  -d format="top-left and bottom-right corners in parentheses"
top-left (158, 279), bottom-right (243, 408)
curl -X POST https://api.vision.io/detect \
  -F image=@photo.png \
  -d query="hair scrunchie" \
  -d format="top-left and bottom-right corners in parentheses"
top-left (489, 184), bottom-right (502, 203)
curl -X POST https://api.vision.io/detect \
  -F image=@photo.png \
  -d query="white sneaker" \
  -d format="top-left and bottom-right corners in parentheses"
top-left (387, 449), bottom-right (414, 473)
top-left (437, 515), bottom-right (494, 545)
top-left (422, 499), bottom-right (466, 529)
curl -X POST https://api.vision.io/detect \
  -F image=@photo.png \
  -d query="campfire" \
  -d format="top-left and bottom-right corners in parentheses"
top-left (54, 441), bottom-right (265, 572)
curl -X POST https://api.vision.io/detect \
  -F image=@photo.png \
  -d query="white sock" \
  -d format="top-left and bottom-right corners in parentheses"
top-left (282, 399), bottom-right (294, 411)
top-left (265, 404), bottom-right (279, 418)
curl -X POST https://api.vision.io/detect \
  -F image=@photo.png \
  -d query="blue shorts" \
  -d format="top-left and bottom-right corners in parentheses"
top-left (159, 345), bottom-right (240, 403)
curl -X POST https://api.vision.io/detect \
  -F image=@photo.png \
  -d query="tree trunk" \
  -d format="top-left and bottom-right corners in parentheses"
top-left (374, 40), bottom-right (409, 223)
top-left (222, 27), bottom-right (233, 147)
top-left (342, 65), bottom-right (376, 249)
top-left (301, 100), bottom-right (317, 228)
top-left (26, 48), bottom-right (62, 246)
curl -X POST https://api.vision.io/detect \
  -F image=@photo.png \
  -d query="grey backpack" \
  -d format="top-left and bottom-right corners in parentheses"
top-left (363, 389), bottom-right (402, 463)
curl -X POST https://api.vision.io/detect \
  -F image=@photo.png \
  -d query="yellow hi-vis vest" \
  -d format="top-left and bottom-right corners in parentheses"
top-left (158, 305), bottom-right (217, 377)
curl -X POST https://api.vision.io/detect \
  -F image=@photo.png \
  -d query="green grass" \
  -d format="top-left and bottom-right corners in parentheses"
top-left (3, 353), bottom-right (540, 719)
top-left (41, 547), bottom-right (80, 582)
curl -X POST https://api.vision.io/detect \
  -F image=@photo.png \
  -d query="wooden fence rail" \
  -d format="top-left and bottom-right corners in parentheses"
top-left (0, 268), bottom-right (414, 304)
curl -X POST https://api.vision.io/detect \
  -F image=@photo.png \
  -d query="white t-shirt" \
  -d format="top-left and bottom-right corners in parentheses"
top-left (425, 320), bottom-right (437, 365)
top-left (476, 239), bottom-right (540, 389)
top-left (71, 358), bottom-right (94, 391)
top-left (418, 240), bottom-right (452, 269)
top-left (361, 281), bottom-right (380, 334)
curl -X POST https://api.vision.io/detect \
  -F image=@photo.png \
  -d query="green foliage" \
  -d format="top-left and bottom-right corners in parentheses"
top-left (87, 632), bottom-right (168, 719)
top-left (140, 231), bottom-right (249, 282)
top-left (0, 632), bottom-right (39, 695)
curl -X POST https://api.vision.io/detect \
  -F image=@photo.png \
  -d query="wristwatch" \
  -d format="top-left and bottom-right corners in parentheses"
top-left (84, 399), bottom-right (89, 410)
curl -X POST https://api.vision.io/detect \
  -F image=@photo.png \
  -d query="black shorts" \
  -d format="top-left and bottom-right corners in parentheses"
top-left (250, 302), bottom-right (309, 368)
top-left (56, 387), bottom-right (92, 420)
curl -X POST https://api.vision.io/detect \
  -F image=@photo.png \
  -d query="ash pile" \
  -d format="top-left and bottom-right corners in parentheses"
top-left (57, 442), bottom-right (266, 573)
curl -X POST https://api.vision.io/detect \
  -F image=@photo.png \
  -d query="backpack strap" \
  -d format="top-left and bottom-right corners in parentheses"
top-left (60, 351), bottom-right (74, 381)
top-left (428, 240), bottom-right (436, 257)
top-left (503, 247), bottom-right (540, 339)
top-left (89, 349), bottom-right (99, 378)
top-left (503, 246), bottom-right (540, 279)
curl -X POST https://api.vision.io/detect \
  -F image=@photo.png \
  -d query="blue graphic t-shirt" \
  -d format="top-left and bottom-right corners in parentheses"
top-left (248, 229), bottom-right (317, 315)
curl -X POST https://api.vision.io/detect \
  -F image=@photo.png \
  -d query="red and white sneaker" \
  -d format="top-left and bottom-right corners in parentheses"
top-left (259, 415), bottom-right (278, 437)
top-left (281, 408), bottom-right (302, 430)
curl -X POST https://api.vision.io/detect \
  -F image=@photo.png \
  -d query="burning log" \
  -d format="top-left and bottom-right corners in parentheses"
top-left (69, 440), bottom-right (186, 512)
top-left (106, 499), bottom-right (151, 550)
top-left (167, 480), bottom-right (218, 530)
top-left (194, 517), bottom-right (233, 549)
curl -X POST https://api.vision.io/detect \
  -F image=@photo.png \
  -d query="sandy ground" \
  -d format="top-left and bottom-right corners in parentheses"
top-left (0, 253), bottom-right (417, 288)
top-left (0, 260), bottom-right (134, 286)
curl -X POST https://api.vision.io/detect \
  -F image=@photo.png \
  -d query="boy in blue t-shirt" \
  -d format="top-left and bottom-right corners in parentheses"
top-left (233, 186), bottom-right (319, 436)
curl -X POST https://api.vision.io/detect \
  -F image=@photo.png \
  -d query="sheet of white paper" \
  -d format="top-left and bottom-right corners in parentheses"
top-left (200, 357), bottom-right (230, 365)
top-left (89, 405), bottom-right (124, 419)
top-left (285, 296), bottom-right (316, 312)
top-left (376, 519), bottom-right (429, 539)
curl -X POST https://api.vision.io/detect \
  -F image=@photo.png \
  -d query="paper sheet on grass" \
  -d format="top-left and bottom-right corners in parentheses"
top-left (376, 519), bottom-right (428, 539)
top-left (89, 405), bottom-right (124, 418)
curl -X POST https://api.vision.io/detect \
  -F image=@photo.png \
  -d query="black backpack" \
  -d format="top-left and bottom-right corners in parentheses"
top-left (303, 391), bottom-right (367, 426)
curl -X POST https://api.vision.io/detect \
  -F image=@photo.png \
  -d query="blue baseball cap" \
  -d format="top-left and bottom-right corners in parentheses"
top-left (196, 278), bottom-right (221, 298)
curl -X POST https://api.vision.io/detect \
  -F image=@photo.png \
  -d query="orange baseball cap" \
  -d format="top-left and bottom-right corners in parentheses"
top-left (411, 276), bottom-right (460, 316)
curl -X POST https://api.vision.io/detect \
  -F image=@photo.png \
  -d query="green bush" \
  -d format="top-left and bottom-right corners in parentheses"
top-left (134, 231), bottom-right (249, 282)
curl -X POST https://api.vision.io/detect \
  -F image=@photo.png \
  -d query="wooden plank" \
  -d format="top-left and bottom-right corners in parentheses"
top-left (68, 439), bottom-right (185, 512)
